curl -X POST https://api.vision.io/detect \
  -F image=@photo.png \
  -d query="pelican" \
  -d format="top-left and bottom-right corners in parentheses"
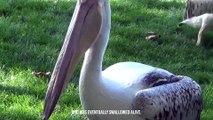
top-left (43, 0), bottom-right (202, 120)
top-left (179, 13), bottom-right (213, 46)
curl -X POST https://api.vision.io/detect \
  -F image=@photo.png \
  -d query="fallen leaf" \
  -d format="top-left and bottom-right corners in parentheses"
top-left (145, 31), bottom-right (160, 41)
top-left (32, 71), bottom-right (51, 78)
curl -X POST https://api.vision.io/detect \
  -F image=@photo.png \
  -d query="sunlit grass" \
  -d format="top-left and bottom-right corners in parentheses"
top-left (0, 0), bottom-right (212, 119)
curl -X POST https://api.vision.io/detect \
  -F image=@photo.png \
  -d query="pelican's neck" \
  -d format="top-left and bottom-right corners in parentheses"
top-left (80, 1), bottom-right (111, 83)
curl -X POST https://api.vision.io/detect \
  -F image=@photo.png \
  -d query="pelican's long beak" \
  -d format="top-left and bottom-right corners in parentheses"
top-left (43, 0), bottom-right (102, 119)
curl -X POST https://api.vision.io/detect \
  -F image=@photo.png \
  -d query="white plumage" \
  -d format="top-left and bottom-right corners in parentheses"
top-left (43, 0), bottom-right (202, 120)
top-left (180, 13), bottom-right (213, 46)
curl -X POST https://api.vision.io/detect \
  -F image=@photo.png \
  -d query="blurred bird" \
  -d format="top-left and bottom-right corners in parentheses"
top-left (179, 13), bottom-right (213, 46)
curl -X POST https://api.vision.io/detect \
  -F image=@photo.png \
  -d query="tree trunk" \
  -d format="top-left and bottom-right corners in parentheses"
top-left (184, 0), bottom-right (213, 19)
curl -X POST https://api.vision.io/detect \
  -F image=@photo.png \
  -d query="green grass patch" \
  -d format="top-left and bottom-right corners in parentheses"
top-left (0, 0), bottom-right (212, 119)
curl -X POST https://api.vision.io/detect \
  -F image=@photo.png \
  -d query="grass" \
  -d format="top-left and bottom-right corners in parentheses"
top-left (0, 0), bottom-right (212, 119)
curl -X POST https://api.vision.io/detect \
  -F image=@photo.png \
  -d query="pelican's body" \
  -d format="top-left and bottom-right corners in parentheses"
top-left (179, 13), bottom-right (213, 45)
top-left (43, 0), bottom-right (202, 120)
top-left (81, 61), bottom-right (201, 120)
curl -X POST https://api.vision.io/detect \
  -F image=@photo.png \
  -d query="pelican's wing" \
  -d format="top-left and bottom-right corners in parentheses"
top-left (184, 0), bottom-right (213, 19)
top-left (132, 76), bottom-right (202, 120)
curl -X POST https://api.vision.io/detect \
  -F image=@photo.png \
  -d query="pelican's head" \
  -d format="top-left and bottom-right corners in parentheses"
top-left (42, 0), bottom-right (110, 119)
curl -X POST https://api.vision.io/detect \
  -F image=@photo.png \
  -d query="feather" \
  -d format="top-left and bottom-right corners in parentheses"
top-left (132, 76), bottom-right (202, 120)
